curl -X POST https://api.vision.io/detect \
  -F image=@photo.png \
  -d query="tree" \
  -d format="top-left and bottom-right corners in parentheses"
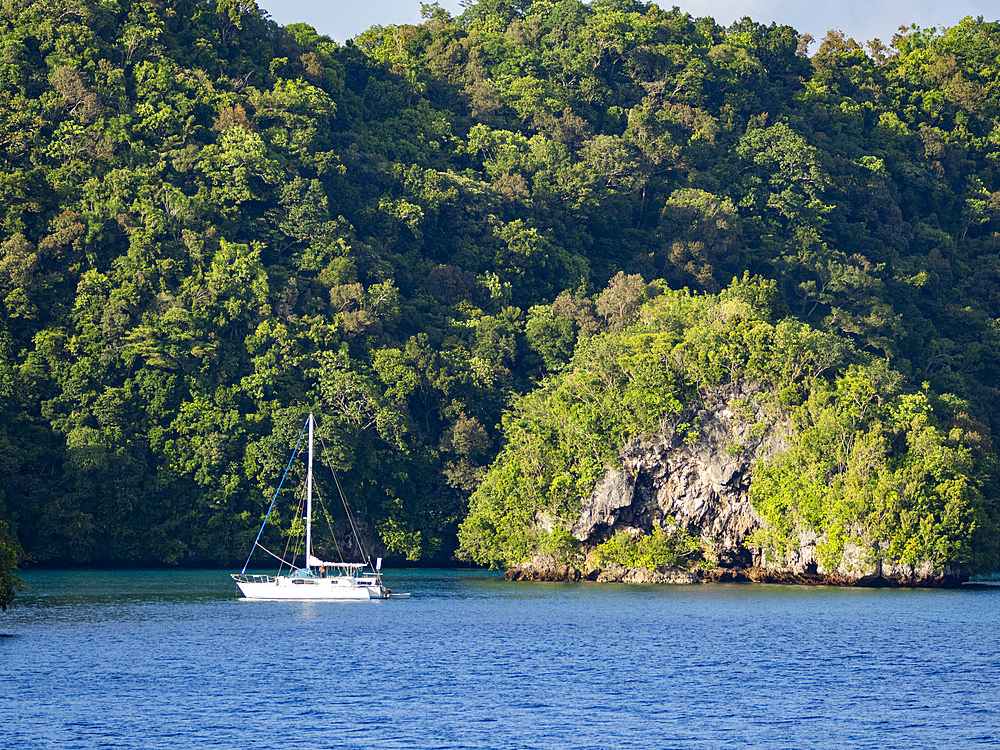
top-left (596, 271), bottom-right (647, 331)
top-left (0, 521), bottom-right (24, 611)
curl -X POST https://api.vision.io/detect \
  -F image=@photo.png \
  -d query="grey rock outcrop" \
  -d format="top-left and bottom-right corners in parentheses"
top-left (505, 553), bottom-right (582, 582)
top-left (593, 562), bottom-right (699, 584)
top-left (503, 552), bottom-right (699, 584)
top-left (571, 383), bottom-right (782, 570)
top-left (507, 383), bottom-right (966, 588)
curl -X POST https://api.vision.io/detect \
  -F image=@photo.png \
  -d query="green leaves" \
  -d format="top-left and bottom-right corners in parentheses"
top-left (462, 274), bottom-right (998, 574)
top-left (751, 368), bottom-right (991, 573)
top-left (3, 1), bottom-right (1000, 576)
top-left (595, 523), bottom-right (702, 570)
top-left (0, 520), bottom-right (25, 611)
top-left (195, 128), bottom-right (280, 218)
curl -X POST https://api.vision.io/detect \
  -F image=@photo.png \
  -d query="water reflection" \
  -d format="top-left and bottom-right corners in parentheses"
top-left (3, 569), bottom-right (1000, 749)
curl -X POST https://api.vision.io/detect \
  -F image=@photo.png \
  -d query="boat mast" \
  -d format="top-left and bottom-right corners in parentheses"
top-left (305, 412), bottom-right (313, 570)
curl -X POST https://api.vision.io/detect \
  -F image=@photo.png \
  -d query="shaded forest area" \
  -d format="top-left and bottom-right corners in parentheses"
top-left (2, 0), bottom-right (1000, 570)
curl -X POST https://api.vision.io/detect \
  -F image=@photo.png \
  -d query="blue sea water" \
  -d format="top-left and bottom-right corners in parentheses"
top-left (1, 568), bottom-right (999, 749)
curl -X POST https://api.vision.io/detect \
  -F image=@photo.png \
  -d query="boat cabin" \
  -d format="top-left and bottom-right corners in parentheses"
top-left (287, 563), bottom-right (379, 587)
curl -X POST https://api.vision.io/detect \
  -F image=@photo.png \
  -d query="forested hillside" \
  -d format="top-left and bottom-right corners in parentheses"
top-left (459, 277), bottom-right (999, 577)
top-left (2, 0), bottom-right (1000, 570)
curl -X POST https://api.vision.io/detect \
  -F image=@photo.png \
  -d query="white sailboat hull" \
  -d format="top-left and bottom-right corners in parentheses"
top-left (235, 575), bottom-right (386, 600)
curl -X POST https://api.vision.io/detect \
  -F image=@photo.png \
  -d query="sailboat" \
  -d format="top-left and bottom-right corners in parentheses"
top-left (231, 413), bottom-right (404, 600)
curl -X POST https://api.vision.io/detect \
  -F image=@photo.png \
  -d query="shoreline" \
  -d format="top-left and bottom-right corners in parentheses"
top-left (504, 560), bottom-right (969, 588)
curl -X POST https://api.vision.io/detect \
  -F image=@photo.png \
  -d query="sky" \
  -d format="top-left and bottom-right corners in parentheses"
top-left (260, 0), bottom-right (997, 47)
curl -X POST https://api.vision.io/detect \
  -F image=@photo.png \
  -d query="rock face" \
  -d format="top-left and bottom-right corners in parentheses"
top-left (505, 553), bottom-right (583, 582)
top-left (506, 384), bottom-right (966, 588)
top-left (593, 562), bottom-right (699, 584)
top-left (570, 383), bottom-right (778, 572)
top-left (504, 552), bottom-right (699, 584)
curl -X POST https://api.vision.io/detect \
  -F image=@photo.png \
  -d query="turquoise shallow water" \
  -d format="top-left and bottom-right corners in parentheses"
top-left (2, 568), bottom-right (999, 749)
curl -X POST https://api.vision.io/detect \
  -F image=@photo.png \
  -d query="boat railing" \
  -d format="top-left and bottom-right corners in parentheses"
top-left (231, 573), bottom-right (276, 584)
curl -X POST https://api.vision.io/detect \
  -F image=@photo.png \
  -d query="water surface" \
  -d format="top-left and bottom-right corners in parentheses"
top-left (2, 569), bottom-right (998, 748)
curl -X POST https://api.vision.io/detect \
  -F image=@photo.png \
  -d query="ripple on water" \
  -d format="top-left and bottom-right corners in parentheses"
top-left (2, 570), bottom-right (1000, 749)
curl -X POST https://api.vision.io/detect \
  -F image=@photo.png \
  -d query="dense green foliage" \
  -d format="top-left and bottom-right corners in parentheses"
top-left (0, 520), bottom-right (25, 610)
top-left (460, 281), bottom-right (998, 571)
top-left (2, 0), bottom-right (1000, 573)
top-left (751, 372), bottom-right (997, 572)
top-left (595, 520), bottom-right (703, 571)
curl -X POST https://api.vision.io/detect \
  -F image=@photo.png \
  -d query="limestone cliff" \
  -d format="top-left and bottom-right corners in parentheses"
top-left (505, 384), bottom-right (965, 588)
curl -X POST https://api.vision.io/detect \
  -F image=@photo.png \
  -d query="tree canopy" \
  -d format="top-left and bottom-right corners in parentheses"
top-left (459, 277), bottom-right (999, 574)
top-left (1, 1), bottom-right (1000, 582)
